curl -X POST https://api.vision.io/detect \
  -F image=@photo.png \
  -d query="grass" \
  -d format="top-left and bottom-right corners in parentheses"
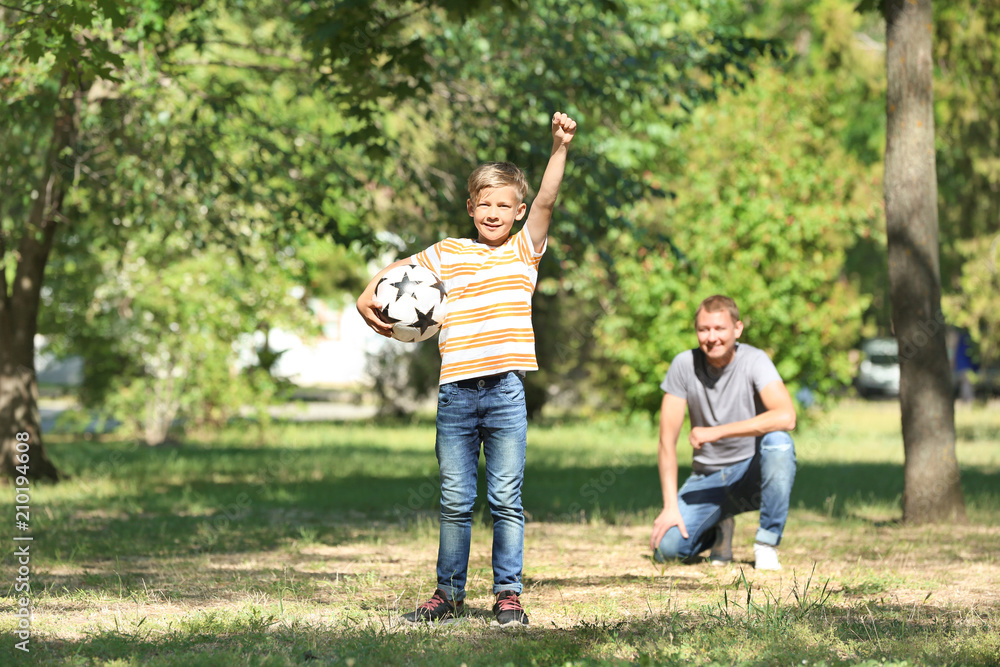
top-left (1, 400), bottom-right (998, 665)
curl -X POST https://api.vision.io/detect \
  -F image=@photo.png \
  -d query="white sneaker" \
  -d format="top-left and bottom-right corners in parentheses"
top-left (754, 542), bottom-right (782, 570)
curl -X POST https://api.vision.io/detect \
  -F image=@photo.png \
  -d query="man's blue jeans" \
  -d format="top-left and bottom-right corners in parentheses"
top-left (655, 431), bottom-right (796, 562)
top-left (434, 371), bottom-right (527, 601)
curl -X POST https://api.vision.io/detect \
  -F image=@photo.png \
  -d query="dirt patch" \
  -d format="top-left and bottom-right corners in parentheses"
top-left (21, 519), bottom-right (998, 640)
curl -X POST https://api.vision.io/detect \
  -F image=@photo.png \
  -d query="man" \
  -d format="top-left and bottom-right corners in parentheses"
top-left (649, 295), bottom-right (797, 570)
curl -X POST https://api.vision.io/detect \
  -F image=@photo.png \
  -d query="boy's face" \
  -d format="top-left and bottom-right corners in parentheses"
top-left (467, 185), bottom-right (527, 247)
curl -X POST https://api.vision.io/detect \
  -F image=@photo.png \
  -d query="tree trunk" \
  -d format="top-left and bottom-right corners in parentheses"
top-left (885, 0), bottom-right (966, 523)
top-left (0, 73), bottom-right (77, 482)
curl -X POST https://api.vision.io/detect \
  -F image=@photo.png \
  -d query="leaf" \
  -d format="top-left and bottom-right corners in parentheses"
top-left (96, 0), bottom-right (129, 28)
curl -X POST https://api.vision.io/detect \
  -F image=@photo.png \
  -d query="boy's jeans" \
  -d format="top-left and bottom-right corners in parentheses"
top-left (434, 371), bottom-right (527, 601)
top-left (655, 431), bottom-right (797, 562)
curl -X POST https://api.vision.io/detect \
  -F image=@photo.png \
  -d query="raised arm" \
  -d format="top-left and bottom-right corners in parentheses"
top-left (524, 112), bottom-right (577, 253)
top-left (650, 393), bottom-right (690, 551)
top-left (688, 380), bottom-right (797, 449)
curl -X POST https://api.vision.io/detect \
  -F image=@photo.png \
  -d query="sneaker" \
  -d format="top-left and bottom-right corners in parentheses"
top-left (492, 590), bottom-right (529, 627)
top-left (709, 516), bottom-right (734, 566)
top-left (754, 542), bottom-right (782, 571)
top-left (402, 589), bottom-right (464, 623)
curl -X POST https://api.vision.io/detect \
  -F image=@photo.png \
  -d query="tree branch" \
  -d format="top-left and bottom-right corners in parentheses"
top-left (0, 1), bottom-right (49, 17)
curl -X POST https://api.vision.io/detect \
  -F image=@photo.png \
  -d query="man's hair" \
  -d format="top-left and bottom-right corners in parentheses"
top-left (695, 295), bottom-right (740, 325)
top-left (467, 162), bottom-right (528, 206)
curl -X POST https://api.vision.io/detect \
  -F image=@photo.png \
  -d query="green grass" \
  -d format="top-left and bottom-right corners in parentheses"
top-left (1, 401), bottom-right (998, 665)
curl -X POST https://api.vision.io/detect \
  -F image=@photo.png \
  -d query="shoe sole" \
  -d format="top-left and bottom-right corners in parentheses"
top-left (491, 619), bottom-right (529, 628)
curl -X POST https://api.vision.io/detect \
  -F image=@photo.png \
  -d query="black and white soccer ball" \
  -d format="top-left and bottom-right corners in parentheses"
top-left (374, 264), bottom-right (447, 342)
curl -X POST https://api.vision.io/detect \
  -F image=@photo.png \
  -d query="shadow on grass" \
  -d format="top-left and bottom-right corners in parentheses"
top-left (526, 573), bottom-right (711, 591)
top-left (34, 439), bottom-right (999, 564)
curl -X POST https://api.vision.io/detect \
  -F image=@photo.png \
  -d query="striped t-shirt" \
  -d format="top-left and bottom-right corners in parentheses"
top-left (410, 226), bottom-right (546, 385)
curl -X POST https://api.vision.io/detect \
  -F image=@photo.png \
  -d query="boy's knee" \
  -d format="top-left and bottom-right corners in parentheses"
top-left (439, 496), bottom-right (476, 519)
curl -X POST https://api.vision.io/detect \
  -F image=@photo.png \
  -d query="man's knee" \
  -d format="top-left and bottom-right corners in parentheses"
top-left (761, 431), bottom-right (794, 450)
top-left (761, 431), bottom-right (796, 465)
top-left (758, 431), bottom-right (796, 495)
top-left (653, 527), bottom-right (697, 563)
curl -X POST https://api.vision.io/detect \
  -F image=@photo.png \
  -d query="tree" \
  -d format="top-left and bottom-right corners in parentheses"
top-left (38, 1), bottom-right (390, 445)
top-left (882, 0), bottom-right (965, 523)
top-left (303, 0), bottom-right (781, 415)
top-left (590, 64), bottom-right (879, 415)
top-left (2, 0), bottom-right (383, 473)
top-left (0, 0), bottom-right (137, 480)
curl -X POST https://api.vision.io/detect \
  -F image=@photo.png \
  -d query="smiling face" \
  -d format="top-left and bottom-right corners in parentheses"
top-left (467, 186), bottom-right (527, 247)
top-left (695, 309), bottom-right (744, 368)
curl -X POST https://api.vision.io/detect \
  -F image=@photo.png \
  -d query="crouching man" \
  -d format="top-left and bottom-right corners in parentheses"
top-left (650, 295), bottom-right (797, 570)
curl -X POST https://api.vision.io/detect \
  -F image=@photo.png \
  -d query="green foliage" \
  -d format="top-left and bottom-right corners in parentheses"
top-left (295, 240), bottom-right (369, 304)
top-left (943, 235), bottom-right (1000, 368)
top-left (83, 245), bottom-right (310, 444)
top-left (935, 7), bottom-right (1000, 280)
top-left (6, 0), bottom-right (997, 429)
top-left (299, 0), bottom-right (780, 261)
top-left (747, 0), bottom-right (890, 330)
top-left (299, 0), bottom-right (619, 144)
top-left (319, 0), bottom-right (784, 415)
top-left (0, 0), bottom-right (135, 78)
top-left (592, 65), bottom-right (880, 414)
top-left (6, 0), bottom-right (385, 438)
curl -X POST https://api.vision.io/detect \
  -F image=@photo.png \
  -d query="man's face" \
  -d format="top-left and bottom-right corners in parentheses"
top-left (467, 185), bottom-right (527, 247)
top-left (695, 309), bottom-right (744, 367)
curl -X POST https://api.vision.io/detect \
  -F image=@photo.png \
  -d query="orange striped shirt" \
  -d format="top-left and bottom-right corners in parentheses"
top-left (411, 227), bottom-right (546, 384)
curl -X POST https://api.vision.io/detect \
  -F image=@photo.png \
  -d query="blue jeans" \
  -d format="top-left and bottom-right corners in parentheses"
top-left (434, 371), bottom-right (527, 601)
top-left (655, 431), bottom-right (796, 562)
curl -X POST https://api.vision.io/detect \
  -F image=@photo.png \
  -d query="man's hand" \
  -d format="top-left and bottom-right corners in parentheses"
top-left (688, 426), bottom-right (716, 450)
top-left (650, 506), bottom-right (688, 552)
top-left (552, 111), bottom-right (577, 147)
top-left (356, 295), bottom-right (393, 338)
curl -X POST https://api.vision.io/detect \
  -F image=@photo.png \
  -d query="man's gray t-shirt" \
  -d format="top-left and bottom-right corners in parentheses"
top-left (660, 343), bottom-right (783, 474)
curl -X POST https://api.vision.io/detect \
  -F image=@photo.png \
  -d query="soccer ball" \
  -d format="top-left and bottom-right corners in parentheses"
top-left (374, 264), bottom-right (447, 342)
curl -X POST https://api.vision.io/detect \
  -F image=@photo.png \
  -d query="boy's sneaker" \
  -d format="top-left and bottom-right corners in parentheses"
top-left (402, 589), bottom-right (464, 623)
top-left (754, 542), bottom-right (782, 571)
top-left (709, 516), bottom-right (734, 566)
top-left (492, 590), bottom-right (529, 627)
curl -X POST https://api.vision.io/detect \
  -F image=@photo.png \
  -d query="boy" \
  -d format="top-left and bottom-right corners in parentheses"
top-left (357, 112), bottom-right (577, 626)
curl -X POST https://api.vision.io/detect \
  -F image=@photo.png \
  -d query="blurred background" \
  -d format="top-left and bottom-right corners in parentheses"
top-left (4, 0), bottom-right (998, 447)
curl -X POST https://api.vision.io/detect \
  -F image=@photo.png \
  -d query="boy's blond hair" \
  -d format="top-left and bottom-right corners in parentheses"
top-left (467, 162), bottom-right (528, 206)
